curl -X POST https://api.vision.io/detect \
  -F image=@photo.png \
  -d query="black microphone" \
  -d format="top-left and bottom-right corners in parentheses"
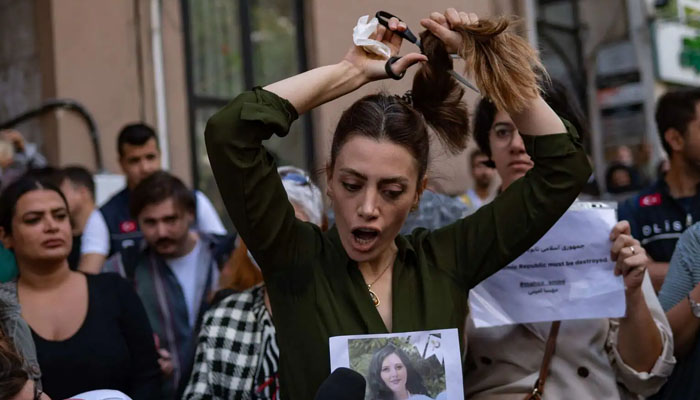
top-left (314, 367), bottom-right (367, 400)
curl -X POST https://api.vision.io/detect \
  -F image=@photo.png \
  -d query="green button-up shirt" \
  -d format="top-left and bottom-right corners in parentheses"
top-left (205, 87), bottom-right (591, 400)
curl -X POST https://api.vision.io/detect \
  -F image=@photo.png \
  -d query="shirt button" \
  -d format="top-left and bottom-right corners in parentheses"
top-left (480, 356), bottom-right (492, 365)
top-left (577, 367), bottom-right (589, 378)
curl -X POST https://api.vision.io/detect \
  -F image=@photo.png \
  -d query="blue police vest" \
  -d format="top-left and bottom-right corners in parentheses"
top-left (99, 188), bottom-right (142, 257)
top-left (618, 178), bottom-right (700, 262)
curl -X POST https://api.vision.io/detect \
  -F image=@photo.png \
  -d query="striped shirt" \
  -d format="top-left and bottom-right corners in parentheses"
top-left (658, 222), bottom-right (700, 311)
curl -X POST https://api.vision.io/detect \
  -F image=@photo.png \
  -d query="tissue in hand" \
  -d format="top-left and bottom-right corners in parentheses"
top-left (353, 15), bottom-right (392, 59)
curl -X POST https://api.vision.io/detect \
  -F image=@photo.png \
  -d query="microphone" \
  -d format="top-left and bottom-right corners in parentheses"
top-left (314, 367), bottom-right (366, 400)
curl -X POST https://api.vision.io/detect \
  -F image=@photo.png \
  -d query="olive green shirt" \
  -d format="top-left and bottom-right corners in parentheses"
top-left (205, 87), bottom-right (591, 400)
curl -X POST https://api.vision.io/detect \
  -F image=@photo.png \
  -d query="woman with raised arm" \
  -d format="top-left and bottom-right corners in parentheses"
top-left (205, 9), bottom-right (591, 399)
top-left (463, 80), bottom-right (674, 399)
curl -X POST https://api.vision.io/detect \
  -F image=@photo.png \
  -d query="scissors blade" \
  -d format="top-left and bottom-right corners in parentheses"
top-left (448, 70), bottom-right (480, 94)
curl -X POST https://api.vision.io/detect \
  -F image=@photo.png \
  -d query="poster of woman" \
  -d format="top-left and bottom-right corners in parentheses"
top-left (329, 329), bottom-right (463, 400)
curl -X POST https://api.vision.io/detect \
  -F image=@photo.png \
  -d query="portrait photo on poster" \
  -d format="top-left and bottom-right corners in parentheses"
top-left (329, 328), bottom-right (463, 400)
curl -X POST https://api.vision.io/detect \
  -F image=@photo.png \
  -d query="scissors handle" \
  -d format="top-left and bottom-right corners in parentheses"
top-left (375, 11), bottom-right (420, 48)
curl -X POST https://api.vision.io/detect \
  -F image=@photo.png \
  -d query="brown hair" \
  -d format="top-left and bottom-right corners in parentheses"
top-left (458, 17), bottom-right (545, 114)
top-left (655, 88), bottom-right (700, 155)
top-left (129, 171), bottom-right (195, 219)
top-left (474, 79), bottom-right (587, 158)
top-left (0, 328), bottom-right (30, 399)
top-left (219, 240), bottom-right (264, 292)
top-left (329, 18), bottom-right (542, 182)
top-left (329, 31), bottom-right (469, 183)
top-left (412, 31), bottom-right (470, 154)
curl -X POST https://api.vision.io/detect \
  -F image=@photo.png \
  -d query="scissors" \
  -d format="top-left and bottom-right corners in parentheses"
top-left (375, 11), bottom-right (480, 94)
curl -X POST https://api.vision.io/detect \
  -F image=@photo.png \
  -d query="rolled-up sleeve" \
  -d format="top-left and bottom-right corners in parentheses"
top-left (607, 272), bottom-right (676, 396)
top-left (205, 88), bottom-right (321, 284)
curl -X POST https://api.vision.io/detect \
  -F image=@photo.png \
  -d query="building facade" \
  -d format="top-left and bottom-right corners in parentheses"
top-left (1, 0), bottom-right (532, 222)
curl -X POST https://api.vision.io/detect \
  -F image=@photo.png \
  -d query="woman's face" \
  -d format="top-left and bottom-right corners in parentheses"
top-left (488, 110), bottom-right (534, 189)
top-left (328, 136), bottom-right (422, 262)
top-left (380, 353), bottom-right (408, 394)
top-left (2, 190), bottom-right (72, 264)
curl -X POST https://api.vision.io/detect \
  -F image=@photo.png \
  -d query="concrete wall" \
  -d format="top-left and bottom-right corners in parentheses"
top-left (5, 0), bottom-right (526, 194)
top-left (33, 0), bottom-right (191, 183)
top-left (307, 1), bottom-right (519, 194)
top-left (0, 0), bottom-right (42, 144)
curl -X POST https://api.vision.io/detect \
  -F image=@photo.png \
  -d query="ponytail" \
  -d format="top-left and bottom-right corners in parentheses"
top-left (458, 17), bottom-right (545, 114)
top-left (330, 17), bottom-right (544, 183)
top-left (411, 31), bottom-right (470, 154)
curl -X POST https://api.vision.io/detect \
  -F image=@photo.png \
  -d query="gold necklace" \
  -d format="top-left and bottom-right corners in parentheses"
top-left (365, 258), bottom-right (393, 307)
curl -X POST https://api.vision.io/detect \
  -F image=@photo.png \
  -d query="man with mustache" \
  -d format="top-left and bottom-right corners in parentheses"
top-left (102, 171), bottom-right (234, 400)
top-left (79, 123), bottom-right (226, 274)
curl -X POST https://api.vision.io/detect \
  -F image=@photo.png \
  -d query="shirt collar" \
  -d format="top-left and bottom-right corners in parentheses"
top-left (653, 176), bottom-right (700, 198)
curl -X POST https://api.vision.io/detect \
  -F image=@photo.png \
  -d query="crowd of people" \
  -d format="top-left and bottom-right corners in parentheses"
top-left (1, 7), bottom-right (699, 400)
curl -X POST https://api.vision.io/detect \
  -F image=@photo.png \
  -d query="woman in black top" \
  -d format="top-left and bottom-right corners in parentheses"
top-left (0, 177), bottom-right (161, 399)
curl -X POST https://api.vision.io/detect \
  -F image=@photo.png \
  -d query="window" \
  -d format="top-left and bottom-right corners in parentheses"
top-left (182, 0), bottom-right (312, 228)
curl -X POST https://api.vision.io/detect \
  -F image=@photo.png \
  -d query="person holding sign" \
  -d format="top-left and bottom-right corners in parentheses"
top-left (205, 9), bottom-right (591, 399)
top-left (464, 80), bottom-right (674, 398)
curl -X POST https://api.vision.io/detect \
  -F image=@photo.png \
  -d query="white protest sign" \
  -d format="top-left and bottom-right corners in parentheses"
top-left (329, 329), bottom-right (463, 400)
top-left (469, 205), bottom-right (625, 328)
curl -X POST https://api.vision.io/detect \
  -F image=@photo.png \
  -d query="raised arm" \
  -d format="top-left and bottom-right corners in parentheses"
top-left (419, 10), bottom-right (591, 284)
top-left (205, 19), bottom-right (423, 277)
top-left (264, 19), bottom-right (426, 114)
top-left (421, 9), bottom-right (566, 136)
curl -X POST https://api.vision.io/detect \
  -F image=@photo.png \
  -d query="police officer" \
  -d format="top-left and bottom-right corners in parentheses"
top-left (619, 89), bottom-right (700, 292)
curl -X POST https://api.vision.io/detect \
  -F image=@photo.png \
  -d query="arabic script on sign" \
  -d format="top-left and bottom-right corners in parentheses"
top-left (469, 205), bottom-right (625, 327)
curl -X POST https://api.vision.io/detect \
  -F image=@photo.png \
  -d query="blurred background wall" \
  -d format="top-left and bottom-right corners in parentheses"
top-left (0, 0), bottom-right (692, 222)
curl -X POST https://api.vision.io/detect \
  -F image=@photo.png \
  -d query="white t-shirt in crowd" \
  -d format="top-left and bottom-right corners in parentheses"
top-left (166, 239), bottom-right (203, 328)
top-left (81, 190), bottom-right (226, 256)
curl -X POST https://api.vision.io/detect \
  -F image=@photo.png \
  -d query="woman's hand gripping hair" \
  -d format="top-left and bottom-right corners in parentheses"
top-left (421, 9), bottom-right (546, 114)
top-left (343, 16), bottom-right (427, 82)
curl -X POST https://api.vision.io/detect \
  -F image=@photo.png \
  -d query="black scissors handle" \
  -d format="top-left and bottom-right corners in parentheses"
top-left (375, 11), bottom-right (421, 50)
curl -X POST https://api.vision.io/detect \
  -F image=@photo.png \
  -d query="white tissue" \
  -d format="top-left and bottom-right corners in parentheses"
top-left (352, 15), bottom-right (392, 59)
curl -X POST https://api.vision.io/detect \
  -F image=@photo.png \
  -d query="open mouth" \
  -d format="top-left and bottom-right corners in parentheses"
top-left (352, 228), bottom-right (379, 243)
top-left (351, 227), bottom-right (380, 251)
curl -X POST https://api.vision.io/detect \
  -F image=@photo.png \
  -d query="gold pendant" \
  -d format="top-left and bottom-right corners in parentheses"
top-left (368, 286), bottom-right (380, 307)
